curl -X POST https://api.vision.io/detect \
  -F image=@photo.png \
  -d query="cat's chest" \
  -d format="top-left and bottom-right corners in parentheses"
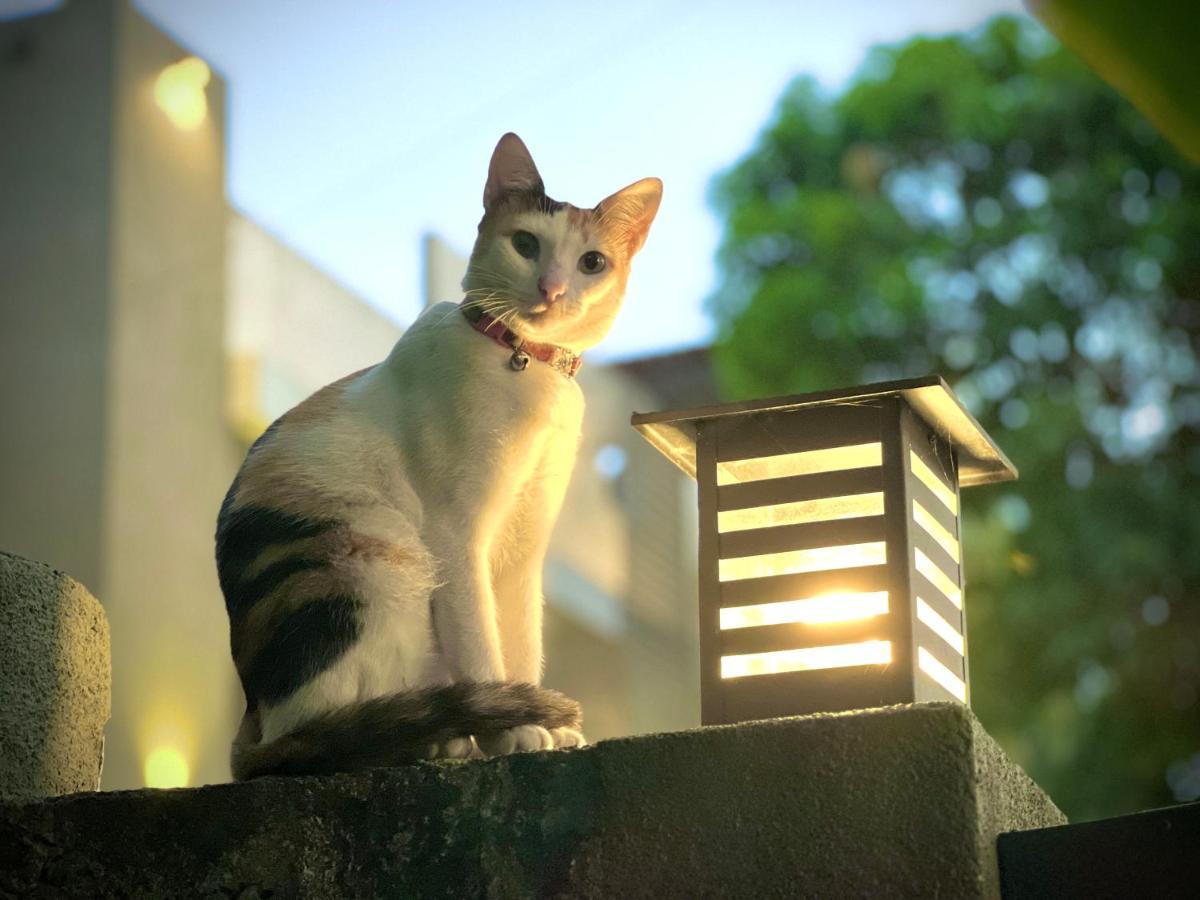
top-left (473, 356), bottom-right (583, 440)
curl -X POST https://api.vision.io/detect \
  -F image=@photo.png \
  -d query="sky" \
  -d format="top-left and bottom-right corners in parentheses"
top-left (16, 0), bottom-right (1029, 360)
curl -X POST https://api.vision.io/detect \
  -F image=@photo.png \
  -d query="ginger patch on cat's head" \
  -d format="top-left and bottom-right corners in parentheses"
top-left (463, 133), bottom-right (661, 353)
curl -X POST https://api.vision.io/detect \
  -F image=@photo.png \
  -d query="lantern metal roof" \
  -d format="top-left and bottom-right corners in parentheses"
top-left (631, 375), bottom-right (1017, 488)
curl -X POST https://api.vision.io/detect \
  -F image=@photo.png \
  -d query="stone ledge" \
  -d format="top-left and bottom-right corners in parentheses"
top-left (0, 703), bottom-right (1063, 898)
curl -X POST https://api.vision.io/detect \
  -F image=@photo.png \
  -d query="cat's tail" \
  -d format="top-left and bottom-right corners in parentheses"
top-left (231, 681), bottom-right (581, 780)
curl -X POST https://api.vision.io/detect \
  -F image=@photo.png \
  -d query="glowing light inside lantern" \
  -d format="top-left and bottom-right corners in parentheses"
top-left (912, 499), bottom-right (960, 562)
top-left (916, 597), bottom-right (964, 654)
top-left (143, 745), bottom-right (191, 788)
top-left (918, 647), bottom-right (967, 701)
top-left (914, 547), bottom-right (962, 609)
top-left (716, 442), bottom-right (882, 485)
top-left (720, 591), bottom-right (889, 629)
top-left (719, 541), bottom-right (887, 582)
top-left (721, 640), bottom-right (893, 679)
top-left (154, 56), bottom-right (210, 131)
top-left (718, 492), bottom-right (884, 533)
top-left (910, 450), bottom-right (958, 514)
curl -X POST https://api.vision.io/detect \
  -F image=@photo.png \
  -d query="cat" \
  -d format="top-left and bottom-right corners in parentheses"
top-left (216, 133), bottom-right (661, 779)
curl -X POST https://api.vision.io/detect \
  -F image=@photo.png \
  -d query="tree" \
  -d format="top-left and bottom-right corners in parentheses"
top-left (707, 16), bottom-right (1200, 821)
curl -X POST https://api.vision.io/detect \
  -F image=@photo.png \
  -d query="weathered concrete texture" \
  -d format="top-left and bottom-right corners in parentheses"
top-left (0, 703), bottom-right (1063, 898)
top-left (0, 551), bottom-right (111, 804)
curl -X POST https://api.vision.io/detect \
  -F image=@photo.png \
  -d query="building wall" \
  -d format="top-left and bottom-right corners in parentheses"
top-left (0, 0), bottom-right (116, 592)
top-left (226, 212), bottom-right (404, 431)
top-left (100, 0), bottom-right (238, 791)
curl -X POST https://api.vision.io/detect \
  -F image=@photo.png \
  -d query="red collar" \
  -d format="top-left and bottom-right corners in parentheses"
top-left (459, 301), bottom-right (583, 378)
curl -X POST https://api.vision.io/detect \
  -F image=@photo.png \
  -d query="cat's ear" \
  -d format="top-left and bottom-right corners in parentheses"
top-left (596, 177), bottom-right (663, 256)
top-left (484, 133), bottom-right (545, 210)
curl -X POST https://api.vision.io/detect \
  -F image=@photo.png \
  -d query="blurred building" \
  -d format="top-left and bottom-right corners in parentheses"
top-left (0, 0), bottom-right (707, 790)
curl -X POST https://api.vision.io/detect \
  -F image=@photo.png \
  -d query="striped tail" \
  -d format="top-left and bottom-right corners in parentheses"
top-left (232, 681), bottom-right (581, 780)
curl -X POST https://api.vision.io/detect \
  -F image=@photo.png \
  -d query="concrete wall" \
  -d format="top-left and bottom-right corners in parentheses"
top-left (101, 0), bottom-right (239, 791)
top-left (0, 0), bottom-right (115, 592)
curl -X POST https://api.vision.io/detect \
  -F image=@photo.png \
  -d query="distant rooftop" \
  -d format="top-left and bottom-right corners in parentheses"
top-left (613, 346), bottom-right (717, 410)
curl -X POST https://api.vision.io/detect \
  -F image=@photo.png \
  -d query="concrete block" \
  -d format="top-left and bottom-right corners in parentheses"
top-left (0, 551), bottom-right (110, 803)
top-left (0, 703), bottom-right (1061, 897)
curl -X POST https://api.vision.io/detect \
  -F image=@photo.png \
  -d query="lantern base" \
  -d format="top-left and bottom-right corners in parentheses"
top-left (1, 703), bottom-right (1063, 898)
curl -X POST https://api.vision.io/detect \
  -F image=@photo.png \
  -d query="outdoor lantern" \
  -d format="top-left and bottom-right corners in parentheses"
top-left (631, 376), bottom-right (1016, 726)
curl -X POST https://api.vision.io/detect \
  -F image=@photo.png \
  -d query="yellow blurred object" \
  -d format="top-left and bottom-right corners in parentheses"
top-left (1009, 549), bottom-right (1036, 576)
top-left (154, 56), bottom-right (210, 131)
top-left (143, 746), bottom-right (191, 788)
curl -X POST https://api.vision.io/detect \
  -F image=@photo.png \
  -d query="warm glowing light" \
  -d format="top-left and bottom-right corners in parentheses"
top-left (154, 56), bottom-right (210, 131)
top-left (721, 640), bottom-right (893, 678)
top-left (918, 647), bottom-right (967, 701)
top-left (912, 499), bottom-right (960, 562)
top-left (717, 442), bottom-right (882, 485)
top-left (720, 591), bottom-right (889, 629)
top-left (718, 492), bottom-right (884, 533)
top-left (909, 450), bottom-right (958, 514)
top-left (143, 746), bottom-right (191, 788)
top-left (914, 547), bottom-right (962, 609)
top-left (719, 541), bottom-right (887, 582)
top-left (916, 597), bottom-right (964, 654)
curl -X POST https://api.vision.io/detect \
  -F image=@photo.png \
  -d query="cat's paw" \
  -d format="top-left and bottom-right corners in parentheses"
top-left (475, 725), bottom-right (554, 757)
top-left (424, 736), bottom-right (476, 760)
top-left (549, 727), bottom-right (587, 750)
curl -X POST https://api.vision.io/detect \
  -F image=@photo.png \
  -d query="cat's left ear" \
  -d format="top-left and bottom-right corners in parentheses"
top-left (484, 133), bottom-right (545, 210)
top-left (597, 177), bottom-right (663, 256)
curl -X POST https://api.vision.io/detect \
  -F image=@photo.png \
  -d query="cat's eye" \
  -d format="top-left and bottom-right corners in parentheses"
top-left (512, 231), bottom-right (539, 260)
top-left (579, 250), bottom-right (606, 274)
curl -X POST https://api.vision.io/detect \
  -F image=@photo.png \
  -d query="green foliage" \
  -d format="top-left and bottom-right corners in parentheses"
top-left (707, 16), bottom-right (1200, 820)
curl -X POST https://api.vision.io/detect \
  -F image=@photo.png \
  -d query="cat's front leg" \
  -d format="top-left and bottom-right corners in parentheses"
top-left (487, 437), bottom-right (587, 752)
top-left (427, 534), bottom-right (508, 683)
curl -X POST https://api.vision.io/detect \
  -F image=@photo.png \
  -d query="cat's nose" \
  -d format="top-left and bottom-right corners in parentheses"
top-left (538, 277), bottom-right (566, 305)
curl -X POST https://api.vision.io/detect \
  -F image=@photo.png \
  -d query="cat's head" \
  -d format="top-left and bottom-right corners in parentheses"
top-left (463, 133), bottom-right (661, 353)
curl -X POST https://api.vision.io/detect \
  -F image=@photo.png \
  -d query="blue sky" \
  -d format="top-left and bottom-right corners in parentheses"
top-left (17, 0), bottom-right (1029, 359)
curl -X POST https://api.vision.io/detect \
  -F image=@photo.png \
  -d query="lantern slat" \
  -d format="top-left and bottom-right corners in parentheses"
top-left (719, 665), bottom-right (914, 721)
top-left (718, 515), bottom-right (886, 559)
top-left (914, 584), bottom-right (963, 632)
top-left (718, 566), bottom-right (891, 608)
top-left (916, 596), bottom-right (965, 654)
top-left (920, 669), bottom-right (967, 704)
top-left (908, 479), bottom-right (960, 534)
top-left (718, 618), bottom-right (887, 657)
top-left (917, 646), bottom-right (969, 702)
top-left (914, 569), bottom-right (963, 617)
top-left (916, 621), bottom-right (966, 672)
top-left (712, 403), bottom-right (883, 462)
top-left (717, 467), bottom-right (884, 512)
top-left (911, 529), bottom-right (961, 588)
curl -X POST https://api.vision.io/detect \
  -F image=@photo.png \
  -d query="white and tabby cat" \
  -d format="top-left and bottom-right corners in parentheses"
top-left (216, 134), bottom-right (661, 779)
